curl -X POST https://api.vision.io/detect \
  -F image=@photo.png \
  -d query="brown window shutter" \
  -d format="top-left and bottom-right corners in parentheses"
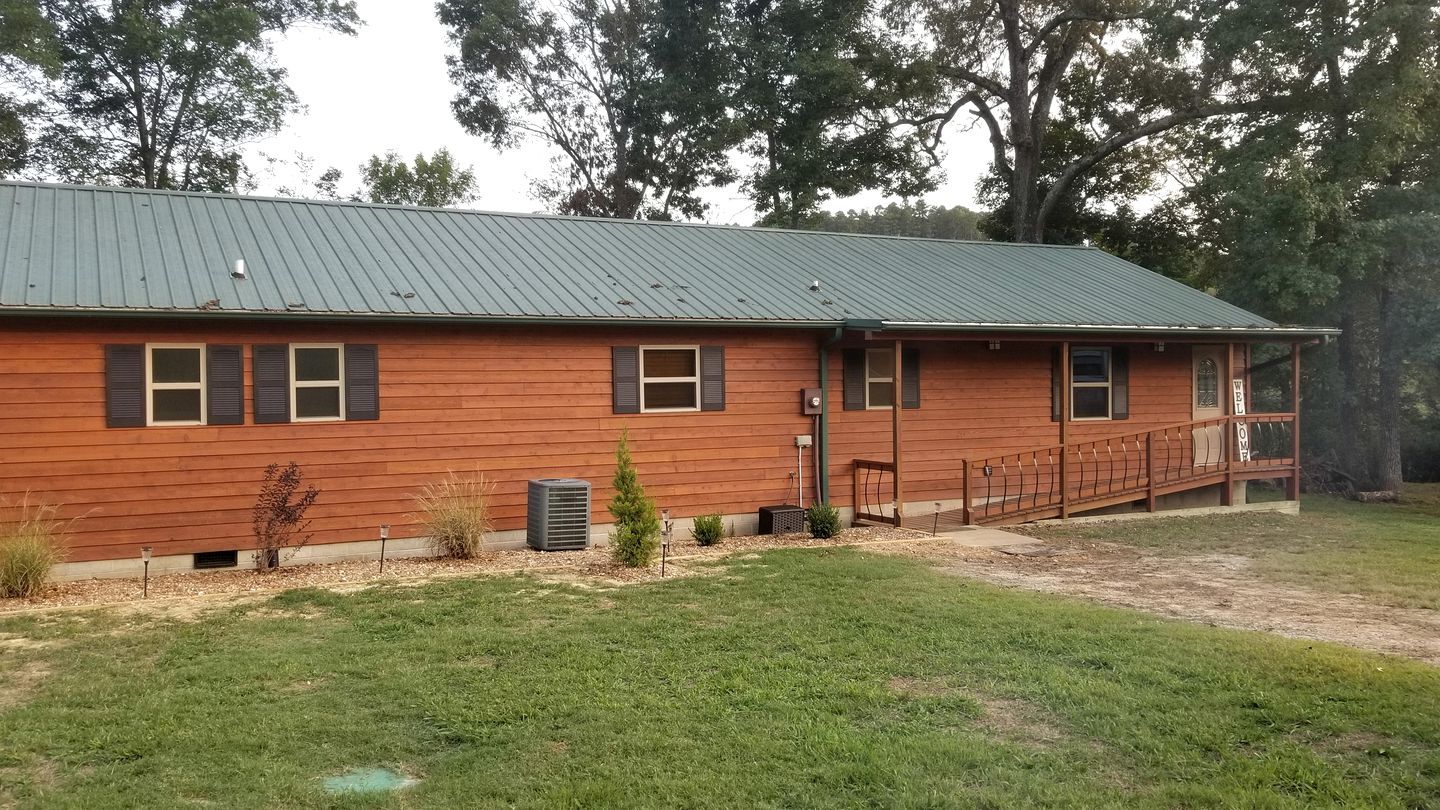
top-left (105, 344), bottom-right (145, 428)
top-left (1051, 347), bottom-right (1062, 422)
top-left (252, 344), bottom-right (290, 424)
top-left (901, 348), bottom-right (920, 409)
top-left (842, 349), bottom-right (866, 411)
top-left (206, 345), bottom-right (244, 425)
top-left (344, 344), bottom-right (380, 421)
top-left (699, 345), bottom-right (725, 411)
top-left (1111, 346), bottom-right (1130, 420)
top-left (612, 346), bottom-right (640, 414)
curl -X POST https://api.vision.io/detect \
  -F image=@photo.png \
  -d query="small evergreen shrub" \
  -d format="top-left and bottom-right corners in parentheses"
top-left (609, 431), bottom-right (660, 567)
top-left (807, 503), bottom-right (842, 539)
top-left (252, 462), bottom-right (320, 571)
top-left (416, 470), bottom-right (492, 559)
top-left (691, 513), bottom-right (725, 546)
top-left (0, 496), bottom-right (70, 598)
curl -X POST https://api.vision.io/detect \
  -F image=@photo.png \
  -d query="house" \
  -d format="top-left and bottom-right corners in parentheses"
top-left (0, 181), bottom-right (1337, 579)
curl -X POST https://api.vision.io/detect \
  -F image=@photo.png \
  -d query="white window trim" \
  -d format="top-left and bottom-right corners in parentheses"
top-left (145, 343), bottom-right (206, 427)
top-left (864, 347), bottom-right (894, 410)
top-left (1070, 346), bottom-right (1112, 421)
top-left (289, 343), bottom-right (345, 422)
top-left (639, 346), bottom-right (700, 413)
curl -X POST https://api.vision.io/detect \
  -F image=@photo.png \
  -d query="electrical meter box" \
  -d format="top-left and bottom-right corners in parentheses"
top-left (801, 387), bottom-right (822, 415)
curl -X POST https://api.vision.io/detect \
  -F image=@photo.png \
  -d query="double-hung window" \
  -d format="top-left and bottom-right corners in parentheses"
top-left (865, 348), bottom-right (895, 409)
top-left (1070, 347), bottom-right (1112, 420)
top-left (290, 344), bottom-right (344, 421)
top-left (147, 344), bottom-right (205, 425)
top-left (639, 347), bottom-right (700, 412)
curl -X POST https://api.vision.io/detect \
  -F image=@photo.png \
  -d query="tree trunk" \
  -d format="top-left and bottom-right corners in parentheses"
top-left (1376, 278), bottom-right (1405, 491)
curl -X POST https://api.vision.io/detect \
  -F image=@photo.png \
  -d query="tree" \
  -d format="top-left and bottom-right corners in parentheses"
top-left (893, 0), bottom-right (1316, 242)
top-left (1192, 0), bottom-right (1440, 491)
top-left (0, 0), bottom-right (57, 174)
top-left (358, 149), bottom-right (478, 207)
top-left (796, 200), bottom-right (984, 240)
top-left (22, 0), bottom-right (358, 191)
top-left (608, 431), bottom-right (659, 567)
top-left (438, 0), bottom-right (735, 219)
top-left (669, 0), bottom-right (938, 227)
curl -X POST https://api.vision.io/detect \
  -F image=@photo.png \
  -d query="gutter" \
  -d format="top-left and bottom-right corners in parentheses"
top-left (879, 320), bottom-right (1341, 340)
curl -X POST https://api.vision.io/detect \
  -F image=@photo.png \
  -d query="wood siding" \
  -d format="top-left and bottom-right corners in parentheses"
top-left (2, 318), bottom-right (1224, 563)
top-left (0, 320), bottom-right (818, 563)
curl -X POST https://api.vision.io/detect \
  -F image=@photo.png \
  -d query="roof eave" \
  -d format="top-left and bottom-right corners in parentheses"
top-left (876, 320), bottom-right (1342, 340)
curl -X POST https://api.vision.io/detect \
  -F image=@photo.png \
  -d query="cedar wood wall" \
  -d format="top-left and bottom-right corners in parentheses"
top-left (0, 318), bottom-right (1230, 563)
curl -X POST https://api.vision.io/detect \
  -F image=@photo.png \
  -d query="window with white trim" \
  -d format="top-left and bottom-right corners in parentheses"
top-left (865, 347), bottom-right (894, 409)
top-left (640, 347), bottom-right (699, 412)
top-left (1071, 347), bottom-right (1111, 420)
top-left (290, 344), bottom-right (344, 421)
top-left (147, 344), bottom-right (205, 425)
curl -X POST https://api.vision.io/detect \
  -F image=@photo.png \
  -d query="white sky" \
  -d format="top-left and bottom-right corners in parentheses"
top-left (246, 0), bottom-right (993, 223)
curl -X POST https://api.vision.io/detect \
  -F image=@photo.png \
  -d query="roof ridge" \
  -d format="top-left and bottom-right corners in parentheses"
top-left (0, 180), bottom-right (1099, 251)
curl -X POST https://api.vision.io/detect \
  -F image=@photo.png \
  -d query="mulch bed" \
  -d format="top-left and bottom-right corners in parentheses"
top-left (0, 526), bottom-right (928, 614)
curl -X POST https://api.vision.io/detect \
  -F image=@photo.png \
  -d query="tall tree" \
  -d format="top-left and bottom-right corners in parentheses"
top-left (23, 0), bottom-right (358, 191)
top-left (892, 0), bottom-right (1316, 242)
top-left (1193, 0), bottom-right (1440, 491)
top-left (357, 149), bottom-right (478, 207)
top-left (718, 0), bottom-right (938, 228)
top-left (0, 0), bottom-right (57, 174)
top-left (439, 0), bottom-right (735, 219)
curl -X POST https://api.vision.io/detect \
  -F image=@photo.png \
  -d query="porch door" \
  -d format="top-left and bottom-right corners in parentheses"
top-left (1191, 346), bottom-right (1225, 467)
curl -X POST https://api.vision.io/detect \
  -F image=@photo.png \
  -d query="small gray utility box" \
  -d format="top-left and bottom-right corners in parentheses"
top-left (527, 478), bottom-right (592, 551)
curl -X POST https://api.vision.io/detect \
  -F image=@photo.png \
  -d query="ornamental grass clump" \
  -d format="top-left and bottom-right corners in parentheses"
top-left (807, 503), bottom-right (842, 539)
top-left (416, 470), bottom-right (493, 559)
top-left (691, 513), bottom-right (725, 546)
top-left (609, 431), bottom-right (660, 567)
top-left (0, 495), bottom-right (71, 599)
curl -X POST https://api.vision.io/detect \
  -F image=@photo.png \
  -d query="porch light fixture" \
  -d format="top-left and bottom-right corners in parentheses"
top-left (378, 524), bottom-right (390, 574)
top-left (1154, 342), bottom-right (1166, 352)
top-left (141, 547), bottom-right (152, 598)
top-left (988, 341), bottom-right (1001, 350)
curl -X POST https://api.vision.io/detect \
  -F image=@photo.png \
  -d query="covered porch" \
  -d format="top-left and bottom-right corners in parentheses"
top-left (842, 333), bottom-right (1309, 529)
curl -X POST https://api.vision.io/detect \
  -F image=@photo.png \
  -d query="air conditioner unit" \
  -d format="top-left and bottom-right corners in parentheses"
top-left (527, 478), bottom-right (592, 551)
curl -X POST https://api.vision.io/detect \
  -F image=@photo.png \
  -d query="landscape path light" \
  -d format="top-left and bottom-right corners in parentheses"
top-left (379, 525), bottom-right (390, 574)
top-left (660, 509), bottom-right (672, 577)
top-left (141, 546), bottom-right (152, 598)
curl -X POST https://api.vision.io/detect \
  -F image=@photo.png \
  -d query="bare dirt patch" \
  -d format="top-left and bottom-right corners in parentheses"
top-left (0, 660), bottom-right (52, 710)
top-left (972, 692), bottom-right (1069, 748)
top-left (887, 676), bottom-right (955, 698)
top-left (874, 535), bottom-right (1440, 666)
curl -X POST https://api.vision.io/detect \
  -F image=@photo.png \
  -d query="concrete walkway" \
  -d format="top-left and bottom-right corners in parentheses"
top-left (933, 527), bottom-right (1035, 548)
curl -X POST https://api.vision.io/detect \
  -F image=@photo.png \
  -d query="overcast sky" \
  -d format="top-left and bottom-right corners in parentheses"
top-left (246, 0), bottom-right (992, 223)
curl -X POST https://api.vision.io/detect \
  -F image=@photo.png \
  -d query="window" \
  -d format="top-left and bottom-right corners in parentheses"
top-left (290, 344), bottom-right (344, 420)
top-left (1196, 357), bottom-right (1219, 408)
top-left (865, 348), bottom-right (894, 409)
top-left (1071, 347), bottom-right (1111, 420)
top-left (640, 347), bottom-right (699, 411)
top-left (147, 344), bottom-right (205, 425)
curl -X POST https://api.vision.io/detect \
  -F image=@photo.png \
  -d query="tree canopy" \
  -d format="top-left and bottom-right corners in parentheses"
top-left (357, 149), bottom-right (478, 208)
top-left (797, 200), bottom-right (984, 240)
top-left (14, 0), bottom-right (359, 191)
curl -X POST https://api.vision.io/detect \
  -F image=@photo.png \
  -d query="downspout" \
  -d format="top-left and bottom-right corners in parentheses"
top-left (817, 326), bottom-right (845, 503)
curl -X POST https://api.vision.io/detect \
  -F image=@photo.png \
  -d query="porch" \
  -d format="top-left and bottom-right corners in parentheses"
top-left (845, 338), bottom-right (1305, 529)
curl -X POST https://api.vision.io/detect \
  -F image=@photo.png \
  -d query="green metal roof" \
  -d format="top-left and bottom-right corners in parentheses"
top-left (0, 182), bottom-right (1334, 337)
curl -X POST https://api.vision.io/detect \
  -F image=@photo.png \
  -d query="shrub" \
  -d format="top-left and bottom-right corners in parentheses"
top-left (609, 431), bottom-right (660, 567)
top-left (252, 462), bottom-right (320, 571)
top-left (416, 470), bottom-right (493, 559)
top-left (691, 513), bottom-right (725, 546)
top-left (0, 496), bottom-right (70, 599)
top-left (807, 503), bottom-right (842, 539)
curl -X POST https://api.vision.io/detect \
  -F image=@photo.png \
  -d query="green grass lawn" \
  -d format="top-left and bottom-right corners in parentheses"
top-left (1022, 483), bottom-right (1440, 610)
top-left (3, 549), bottom-right (1440, 808)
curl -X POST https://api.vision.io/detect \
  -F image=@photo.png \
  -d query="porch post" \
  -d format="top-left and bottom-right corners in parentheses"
top-left (1059, 340), bottom-right (1070, 519)
top-left (1222, 343), bottom-right (1235, 507)
top-left (892, 339), bottom-right (904, 527)
top-left (1289, 341), bottom-right (1302, 500)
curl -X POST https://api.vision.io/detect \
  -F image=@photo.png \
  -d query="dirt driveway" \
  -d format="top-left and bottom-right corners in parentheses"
top-left (878, 535), bottom-right (1440, 666)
